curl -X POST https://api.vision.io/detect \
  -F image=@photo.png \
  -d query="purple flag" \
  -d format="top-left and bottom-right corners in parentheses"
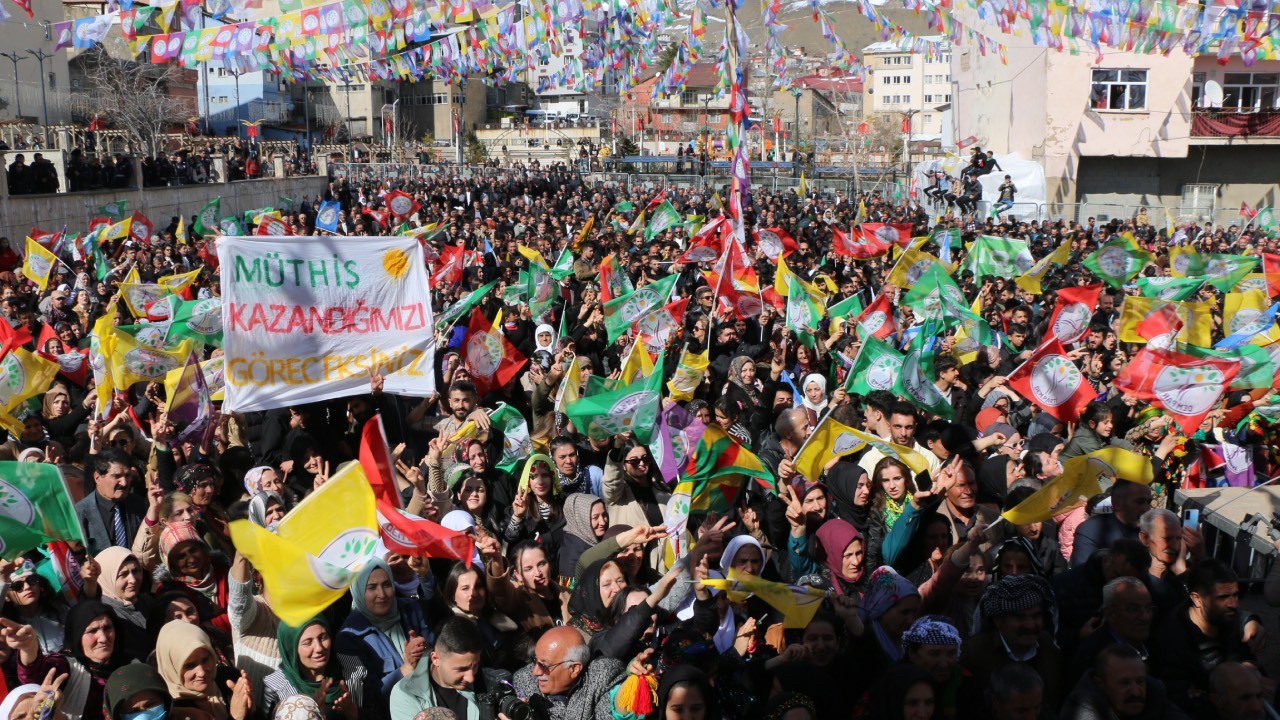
top-left (1220, 441), bottom-right (1256, 487)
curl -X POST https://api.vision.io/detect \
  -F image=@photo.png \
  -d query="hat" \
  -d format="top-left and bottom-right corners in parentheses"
top-left (159, 521), bottom-right (202, 563)
top-left (901, 615), bottom-right (962, 654)
top-left (106, 664), bottom-right (169, 718)
top-left (979, 574), bottom-right (1055, 621)
top-left (984, 422), bottom-right (1017, 441)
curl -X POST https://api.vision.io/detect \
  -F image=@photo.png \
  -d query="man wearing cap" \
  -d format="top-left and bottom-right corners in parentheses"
top-left (962, 574), bottom-right (1066, 713)
top-left (903, 616), bottom-right (984, 719)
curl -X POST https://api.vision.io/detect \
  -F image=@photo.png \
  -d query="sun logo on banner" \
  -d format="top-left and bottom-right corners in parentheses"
top-left (383, 248), bottom-right (410, 279)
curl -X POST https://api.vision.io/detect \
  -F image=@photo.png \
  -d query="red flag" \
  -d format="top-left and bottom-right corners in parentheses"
top-left (431, 244), bottom-right (466, 286)
top-left (754, 227), bottom-right (798, 261)
top-left (255, 216), bottom-right (291, 236)
top-left (1241, 202), bottom-right (1258, 219)
top-left (853, 291), bottom-right (896, 339)
top-left (643, 189), bottom-right (668, 213)
top-left (1047, 284), bottom-right (1102, 344)
top-left (45, 541), bottom-right (82, 603)
top-left (1263, 252), bottom-right (1280, 298)
top-left (128, 211), bottom-right (154, 245)
top-left (1135, 303), bottom-right (1184, 345)
top-left (833, 226), bottom-right (890, 259)
top-left (364, 208), bottom-right (391, 229)
top-left (39, 349), bottom-right (91, 387)
top-left (376, 500), bottom-right (475, 564)
top-left (35, 323), bottom-right (58, 354)
top-left (360, 415), bottom-right (401, 508)
top-left (860, 222), bottom-right (914, 249)
top-left (1006, 337), bottom-right (1097, 423)
top-left (198, 238), bottom-right (220, 271)
top-left (384, 190), bottom-right (421, 220)
top-left (463, 309), bottom-right (527, 395)
top-left (679, 219), bottom-right (726, 264)
top-left (1115, 347), bottom-right (1240, 434)
top-left (0, 315), bottom-right (33, 363)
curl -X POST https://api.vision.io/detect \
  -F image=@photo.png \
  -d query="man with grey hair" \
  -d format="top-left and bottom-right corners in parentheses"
top-left (512, 626), bottom-right (622, 720)
top-left (1067, 576), bottom-right (1153, 683)
top-left (1138, 508), bottom-right (1204, 581)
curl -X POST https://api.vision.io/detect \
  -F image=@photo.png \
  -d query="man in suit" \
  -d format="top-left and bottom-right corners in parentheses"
top-left (75, 448), bottom-right (146, 555)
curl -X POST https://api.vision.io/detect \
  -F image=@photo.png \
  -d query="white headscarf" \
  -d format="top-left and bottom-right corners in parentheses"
top-left (534, 323), bottom-right (557, 353)
top-left (802, 373), bottom-right (828, 414)
top-left (441, 510), bottom-right (483, 566)
top-left (0, 685), bottom-right (40, 720)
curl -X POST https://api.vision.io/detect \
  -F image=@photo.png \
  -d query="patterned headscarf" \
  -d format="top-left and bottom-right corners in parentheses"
top-left (979, 574), bottom-right (1055, 623)
top-left (173, 464), bottom-right (219, 500)
top-left (856, 566), bottom-right (920, 662)
top-left (243, 466), bottom-right (275, 495)
top-left (901, 615), bottom-right (962, 658)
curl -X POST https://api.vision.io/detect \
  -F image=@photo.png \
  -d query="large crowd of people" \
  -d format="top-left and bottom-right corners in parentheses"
top-left (0, 158), bottom-right (1278, 720)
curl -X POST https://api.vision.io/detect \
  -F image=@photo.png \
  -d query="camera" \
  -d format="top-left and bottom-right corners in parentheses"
top-left (478, 684), bottom-right (548, 720)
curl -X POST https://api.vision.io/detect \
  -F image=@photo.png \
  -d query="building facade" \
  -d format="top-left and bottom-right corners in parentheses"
top-left (862, 38), bottom-right (952, 137)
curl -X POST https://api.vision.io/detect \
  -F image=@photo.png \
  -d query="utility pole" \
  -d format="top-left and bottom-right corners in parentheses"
top-left (0, 52), bottom-right (23, 119)
top-left (792, 89), bottom-right (800, 177)
top-left (344, 83), bottom-right (353, 161)
top-left (902, 108), bottom-right (919, 185)
top-left (302, 84), bottom-right (311, 154)
top-left (27, 49), bottom-right (52, 147)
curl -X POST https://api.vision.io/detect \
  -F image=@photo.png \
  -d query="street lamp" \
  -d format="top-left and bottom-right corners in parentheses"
top-left (901, 108), bottom-right (919, 186)
top-left (27, 48), bottom-right (52, 147)
top-left (792, 88), bottom-right (802, 177)
top-left (0, 52), bottom-right (23, 119)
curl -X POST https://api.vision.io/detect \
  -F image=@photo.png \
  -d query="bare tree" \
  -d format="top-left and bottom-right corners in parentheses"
top-left (81, 45), bottom-right (192, 158)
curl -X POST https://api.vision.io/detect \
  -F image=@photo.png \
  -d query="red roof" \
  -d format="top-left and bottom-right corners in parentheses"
top-left (794, 74), bottom-right (864, 93)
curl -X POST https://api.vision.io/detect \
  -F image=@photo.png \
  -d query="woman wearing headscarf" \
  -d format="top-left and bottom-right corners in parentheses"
top-left (567, 558), bottom-right (628, 637)
top-left (800, 374), bottom-right (828, 426)
top-left (723, 355), bottom-right (763, 411)
top-left (1, 560), bottom-right (65, 654)
top-left (164, 464), bottom-right (234, 559)
top-left (853, 567), bottom-right (922, 667)
top-left (245, 492), bottom-right (285, 531)
top-left (789, 518), bottom-right (867, 598)
top-left (105, 664), bottom-right (170, 720)
top-left (336, 558), bottom-right (431, 702)
top-left (42, 382), bottom-right (88, 451)
top-left (502, 454), bottom-right (564, 567)
top-left (559, 493), bottom-right (608, 588)
top-left (91, 548), bottom-right (151, 660)
top-left (13, 601), bottom-right (125, 720)
top-left (684, 535), bottom-right (774, 655)
top-left (533, 323), bottom-right (557, 355)
top-left (602, 437), bottom-right (667, 570)
top-left (155, 621), bottom-right (253, 720)
top-left (152, 523), bottom-right (232, 637)
top-left (262, 617), bottom-right (367, 720)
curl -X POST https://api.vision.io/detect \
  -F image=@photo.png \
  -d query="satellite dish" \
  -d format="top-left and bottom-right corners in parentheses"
top-left (1204, 80), bottom-right (1224, 108)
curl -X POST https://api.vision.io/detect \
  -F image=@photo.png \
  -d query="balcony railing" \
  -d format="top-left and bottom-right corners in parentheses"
top-left (1191, 109), bottom-right (1280, 138)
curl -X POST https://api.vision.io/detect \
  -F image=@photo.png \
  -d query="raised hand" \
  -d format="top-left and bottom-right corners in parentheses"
top-left (226, 671), bottom-right (253, 720)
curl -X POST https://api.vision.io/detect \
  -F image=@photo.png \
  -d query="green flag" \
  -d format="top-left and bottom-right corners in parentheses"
top-left (901, 265), bottom-right (968, 321)
top-left (613, 200), bottom-right (634, 214)
top-left (960, 235), bottom-right (1034, 283)
top-left (603, 275), bottom-right (678, 342)
top-left (500, 273), bottom-right (528, 305)
top-left (97, 200), bottom-right (127, 219)
top-left (170, 297), bottom-right (224, 347)
top-left (526, 261), bottom-right (557, 320)
top-left (218, 217), bottom-right (245, 236)
top-left (436, 281), bottom-right (498, 332)
top-left (194, 198), bottom-right (221, 236)
top-left (0, 462), bottom-right (83, 559)
top-left (549, 247), bottom-right (575, 281)
top-left (490, 403), bottom-right (531, 473)
top-left (929, 227), bottom-right (960, 263)
top-left (644, 200), bottom-right (682, 241)
top-left (244, 207), bottom-right (274, 227)
top-left (1195, 254), bottom-right (1260, 292)
top-left (786, 276), bottom-right (824, 348)
top-left (844, 334), bottom-right (904, 396)
top-left (899, 321), bottom-right (955, 419)
top-left (278, 195), bottom-right (294, 209)
top-left (1135, 276), bottom-right (1204, 301)
top-left (827, 294), bottom-right (863, 319)
top-left (1082, 236), bottom-right (1154, 288)
top-left (565, 351), bottom-right (665, 444)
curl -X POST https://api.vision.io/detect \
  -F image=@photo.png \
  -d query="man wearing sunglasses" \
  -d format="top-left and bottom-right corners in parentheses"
top-left (512, 626), bottom-right (623, 720)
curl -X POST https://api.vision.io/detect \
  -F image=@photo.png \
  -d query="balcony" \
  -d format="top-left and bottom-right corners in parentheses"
top-left (1191, 109), bottom-right (1280, 143)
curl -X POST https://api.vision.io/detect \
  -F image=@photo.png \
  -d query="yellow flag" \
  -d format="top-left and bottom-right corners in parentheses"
top-left (619, 341), bottom-right (655, 384)
top-left (491, 309), bottom-right (503, 333)
top-left (796, 172), bottom-right (808, 198)
top-left (774, 254), bottom-right (824, 300)
top-left (21, 239), bottom-right (58, 292)
top-left (517, 244), bottom-right (549, 268)
top-left (1224, 290), bottom-right (1280, 345)
top-left (122, 266), bottom-right (141, 287)
top-left (0, 348), bottom-right (59, 416)
top-left (1234, 273), bottom-right (1270, 295)
top-left (1015, 237), bottom-right (1070, 295)
top-left (1002, 448), bottom-right (1152, 525)
top-left (795, 416), bottom-right (929, 483)
top-left (1118, 296), bottom-right (1213, 347)
top-left (855, 200), bottom-right (868, 225)
top-left (885, 247), bottom-right (951, 289)
top-left (554, 355), bottom-right (582, 413)
top-left (952, 294), bottom-right (985, 365)
top-left (103, 217), bottom-right (132, 242)
top-left (90, 303), bottom-right (119, 418)
top-left (228, 463), bottom-right (378, 625)
top-left (164, 356), bottom-right (224, 404)
top-left (118, 283), bottom-right (174, 318)
top-left (703, 570), bottom-right (827, 629)
top-left (175, 216), bottom-right (188, 245)
top-left (1168, 245), bottom-right (1201, 278)
top-left (158, 268), bottom-right (200, 295)
top-left (667, 348), bottom-right (710, 402)
top-left (107, 328), bottom-right (194, 389)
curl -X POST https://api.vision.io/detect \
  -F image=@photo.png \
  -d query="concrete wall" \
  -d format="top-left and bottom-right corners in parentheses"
top-left (0, 174), bottom-right (328, 238)
top-left (1076, 146), bottom-right (1280, 216)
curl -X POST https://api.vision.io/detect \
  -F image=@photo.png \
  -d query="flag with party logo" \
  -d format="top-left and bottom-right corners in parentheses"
top-left (228, 461), bottom-right (378, 625)
top-left (193, 197), bottom-right (221, 236)
top-left (703, 570), bottom-right (827, 629)
top-left (786, 276), bottom-right (824, 348)
top-left (886, 247), bottom-right (952, 290)
top-left (167, 352), bottom-right (215, 447)
top-left (844, 334), bottom-right (904, 396)
top-left (463, 309), bottom-right (526, 396)
top-left (1115, 347), bottom-right (1240, 434)
top-left (1015, 237), bottom-right (1071, 295)
top-left (603, 275), bottom-right (678, 342)
top-left (929, 227), bottom-right (960, 264)
top-left (1006, 337), bottom-right (1097, 422)
top-left (1169, 245), bottom-right (1202, 278)
top-left (565, 351), bottom-right (665, 444)
top-left (554, 355), bottom-right (583, 415)
top-left (1118, 296), bottom-right (1213, 348)
top-left (1082, 236), bottom-right (1153, 288)
top-left (667, 348), bottom-right (709, 402)
top-left (1218, 291), bottom-right (1280, 350)
top-left (159, 268), bottom-right (201, 297)
top-left (98, 200), bottom-right (127, 219)
top-left (106, 327), bottom-right (194, 390)
top-left (315, 201), bottom-right (341, 233)
top-left (598, 253), bottom-right (634, 303)
top-left (0, 462), bottom-right (83, 560)
top-left (489, 402), bottom-right (531, 474)
top-left (633, 297), bottom-right (688, 354)
top-left (0, 348), bottom-right (59, 418)
top-left (755, 227), bottom-right (797, 261)
top-left (21, 239), bottom-right (57, 292)
top-left (961, 235), bottom-right (1034, 283)
top-left (525, 260), bottom-right (557, 321)
top-left (795, 415), bottom-right (929, 483)
top-left (674, 424), bottom-right (774, 514)
top-left (1194, 254), bottom-right (1260, 293)
top-left (169, 296), bottom-right (224, 347)
top-left (1002, 448), bottom-right (1153, 525)
top-left (853, 291), bottom-right (896, 340)
top-left (435, 281), bottom-right (497, 333)
top-left (1135, 276), bottom-right (1204, 301)
top-left (833, 225), bottom-right (890, 259)
top-left (827, 293), bottom-right (863, 320)
top-left (644, 200), bottom-right (682, 241)
top-left (898, 332), bottom-right (955, 419)
top-left (119, 282), bottom-right (173, 318)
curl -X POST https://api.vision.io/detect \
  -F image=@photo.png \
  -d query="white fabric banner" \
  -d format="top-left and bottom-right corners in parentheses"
top-left (217, 235), bottom-right (435, 412)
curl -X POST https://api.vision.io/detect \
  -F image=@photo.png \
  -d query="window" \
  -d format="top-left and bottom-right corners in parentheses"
top-left (1091, 69), bottom-right (1147, 110)
top-left (680, 90), bottom-right (698, 106)
top-left (661, 112), bottom-right (673, 123)
top-left (1192, 72), bottom-right (1205, 108)
top-left (1223, 72), bottom-right (1279, 111)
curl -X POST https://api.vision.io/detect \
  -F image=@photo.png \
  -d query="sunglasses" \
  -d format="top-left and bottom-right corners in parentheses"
top-left (10, 579), bottom-right (33, 592)
top-left (625, 457), bottom-right (650, 468)
top-left (533, 658), bottom-right (575, 674)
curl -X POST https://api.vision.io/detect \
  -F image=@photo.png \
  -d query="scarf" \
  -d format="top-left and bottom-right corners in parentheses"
top-left (247, 491), bottom-right (283, 530)
top-left (156, 620), bottom-right (228, 720)
top-left (814, 519), bottom-right (862, 597)
top-left (568, 558), bottom-right (617, 632)
top-left (243, 466), bottom-right (274, 495)
top-left (350, 559), bottom-right (408, 657)
top-left (857, 567), bottom-right (919, 662)
top-left (883, 495), bottom-right (906, 531)
top-left (563, 493), bottom-right (603, 547)
top-left (95, 547), bottom-right (139, 609)
top-left (801, 373), bottom-right (828, 414)
top-left (277, 616), bottom-right (343, 703)
top-left (728, 355), bottom-right (762, 405)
